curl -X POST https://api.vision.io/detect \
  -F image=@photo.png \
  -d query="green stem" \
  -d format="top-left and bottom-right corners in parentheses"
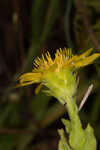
top-left (65, 96), bottom-right (81, 126)
top-left (64, 96), bottom-right (86, 149)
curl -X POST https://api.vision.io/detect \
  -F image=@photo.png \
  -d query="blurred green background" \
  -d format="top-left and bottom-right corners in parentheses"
top-left (0, 0), bottom-right (100, 150)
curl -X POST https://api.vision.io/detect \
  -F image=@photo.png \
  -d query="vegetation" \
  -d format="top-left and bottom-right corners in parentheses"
top-left (0, 0), bottom-right (100, 149)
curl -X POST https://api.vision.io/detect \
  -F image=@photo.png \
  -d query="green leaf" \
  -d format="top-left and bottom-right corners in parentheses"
top-left (58, 129), bottom-right (72, 150)
top-left (61, 118), bottom-right (71, 133)
top-left (84, 124), bottom-right (96, 150)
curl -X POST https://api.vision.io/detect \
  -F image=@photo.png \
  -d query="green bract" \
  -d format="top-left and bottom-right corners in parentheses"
top-left (42, 68), bottom-right (77, 105)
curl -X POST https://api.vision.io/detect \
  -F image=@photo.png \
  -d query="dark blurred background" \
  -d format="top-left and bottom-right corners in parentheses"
top-left (0, 0), bottom-right (100, 150)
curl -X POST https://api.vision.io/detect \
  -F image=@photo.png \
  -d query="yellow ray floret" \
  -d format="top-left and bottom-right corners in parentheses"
top-left (16, 73), bottom-right (41, 87)
top-left (17, 48), bottom-right (100, 87)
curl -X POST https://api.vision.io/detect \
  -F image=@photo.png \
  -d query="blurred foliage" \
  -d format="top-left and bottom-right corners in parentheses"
top-left (0, 0), bottom-right (100, 150)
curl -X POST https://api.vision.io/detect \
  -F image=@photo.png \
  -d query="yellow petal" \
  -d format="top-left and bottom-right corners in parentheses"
top-left (18, 73), bottom-right (41, 86)
top-left (74, 48), bottom-right (93, 61)
top-left (75, 53), bottom-right (100, 68)
top-left (34, 83), bottom-right (43, 95)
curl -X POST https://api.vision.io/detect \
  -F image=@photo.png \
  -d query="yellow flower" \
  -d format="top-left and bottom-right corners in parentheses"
top-left (18, 48), bottom-right (100, 87)
top-left (17, 48), bottom-right (100, 104)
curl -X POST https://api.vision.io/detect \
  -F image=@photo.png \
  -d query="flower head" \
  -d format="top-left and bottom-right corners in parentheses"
top-left (17, 48), bottom-right (100, 104)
